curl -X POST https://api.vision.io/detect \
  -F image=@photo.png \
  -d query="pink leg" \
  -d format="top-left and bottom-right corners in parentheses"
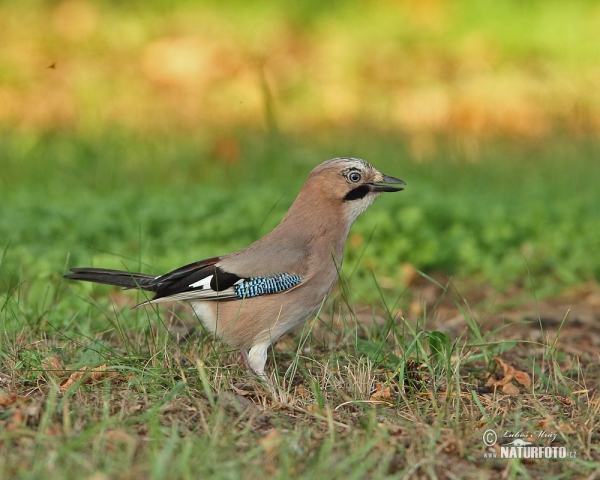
top-left (240, 349), bottom-right (252, 373)
top-left (240, 348), bottom-right (267, 377)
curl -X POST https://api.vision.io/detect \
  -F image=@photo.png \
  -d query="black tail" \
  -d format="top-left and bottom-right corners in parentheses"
top-left (64, 268), bottom-right (158, 291)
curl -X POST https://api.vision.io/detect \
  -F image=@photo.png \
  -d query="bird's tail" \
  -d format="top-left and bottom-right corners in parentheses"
top-left (64, 268), bottom-right (158, 291)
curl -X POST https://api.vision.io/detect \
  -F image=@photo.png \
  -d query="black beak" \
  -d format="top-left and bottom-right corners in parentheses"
top-left (370, 175), bottom-right (406, 192)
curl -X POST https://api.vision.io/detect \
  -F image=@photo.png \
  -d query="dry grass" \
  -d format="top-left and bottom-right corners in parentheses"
top-left (1, 4), bottom-right (599, 475)
top-left (1, 278), bottom-right (599, 479)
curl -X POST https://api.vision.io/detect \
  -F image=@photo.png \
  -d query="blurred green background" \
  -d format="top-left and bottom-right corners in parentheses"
top-left (1, 0), bottom-right (600, 311)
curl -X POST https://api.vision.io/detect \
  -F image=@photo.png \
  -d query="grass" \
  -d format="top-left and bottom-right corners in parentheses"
top-left (1, 131), bottom-right (599, 478)
top-left (2, 1), bottom-right (599, 476)
top-left (1, 272), bottom-right (598, 478)
top-left (2, 131), bottom-right (600, 299)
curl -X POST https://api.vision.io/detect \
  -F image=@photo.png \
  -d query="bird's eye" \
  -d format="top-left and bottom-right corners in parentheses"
top-left (349, 172), bottom-right (362, 183)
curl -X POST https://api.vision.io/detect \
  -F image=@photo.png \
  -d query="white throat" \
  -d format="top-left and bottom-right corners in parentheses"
top-left (343, 193), bottom-right (379, 225)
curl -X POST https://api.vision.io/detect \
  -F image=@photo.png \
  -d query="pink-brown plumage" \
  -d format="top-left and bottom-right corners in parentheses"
top-left (64, 157), bottom-right (405, 375)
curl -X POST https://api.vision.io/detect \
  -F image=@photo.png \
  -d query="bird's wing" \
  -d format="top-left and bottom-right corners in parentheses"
top-left (142, 257), bottom-right (304, 305)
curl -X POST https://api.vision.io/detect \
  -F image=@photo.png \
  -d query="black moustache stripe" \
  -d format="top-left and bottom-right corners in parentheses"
top-left (343, 185), bottom-right (370, 201)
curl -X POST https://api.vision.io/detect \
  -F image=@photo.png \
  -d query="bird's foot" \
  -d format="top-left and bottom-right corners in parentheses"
top-left (240, 349), bottom-right (267, 378)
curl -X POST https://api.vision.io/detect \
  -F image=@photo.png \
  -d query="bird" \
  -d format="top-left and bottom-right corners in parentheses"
top-left (64, 157), bottom-right (405, 375)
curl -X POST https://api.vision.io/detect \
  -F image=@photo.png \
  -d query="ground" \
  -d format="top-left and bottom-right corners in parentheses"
top-left (1, 274), bottom-right (598, 479)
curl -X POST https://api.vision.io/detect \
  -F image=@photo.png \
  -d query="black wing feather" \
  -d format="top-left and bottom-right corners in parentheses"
top-left (64, 268), bottom-right (157, 290)
top-left (149, 259), bottom-right (242, 301)
top-left (65, 256), bottom-right (301, 305)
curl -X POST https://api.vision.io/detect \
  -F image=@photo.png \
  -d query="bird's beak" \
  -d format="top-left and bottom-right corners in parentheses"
top-left (370, 174), bottom-right (406, 192)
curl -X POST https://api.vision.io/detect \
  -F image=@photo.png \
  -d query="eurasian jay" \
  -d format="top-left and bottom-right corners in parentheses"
top-left (64, 158), bottom-right (405, 375)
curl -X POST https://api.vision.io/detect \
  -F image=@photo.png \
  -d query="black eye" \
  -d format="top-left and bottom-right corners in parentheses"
top-left (349, 172), bottom-right (362, 183)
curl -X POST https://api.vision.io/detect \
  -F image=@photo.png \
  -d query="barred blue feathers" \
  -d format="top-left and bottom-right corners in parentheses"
top-left (235, 273), bottom-right (303, 299)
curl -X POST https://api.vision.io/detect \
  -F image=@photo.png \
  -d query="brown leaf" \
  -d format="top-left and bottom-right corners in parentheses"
top-left (485, 357), bottom-right (531, 395)
top-left (371, 383), bottom-right (392, 401)
top-left (501, 383), bottom-right (519, 395)
top-left (495, 356), bottom-right (531, 387)
top-left (484, 376), bottom-right (496, 387)
top-left (59, 365), bottom-right (117, 393)
top-left (42, 356), bottom-right (64, 371)
top-left (0, 390), bottom-right (19, 408)
top-left (42, 356), bottom-right (66, 379)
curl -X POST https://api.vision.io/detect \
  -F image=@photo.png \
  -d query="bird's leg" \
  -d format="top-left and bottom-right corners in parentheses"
top-left (238, 344), bottom-right (269, 377)
top-left (246, 343), bottom-right (269, 378)
top-left (239, 349), bottom-right (253, 373)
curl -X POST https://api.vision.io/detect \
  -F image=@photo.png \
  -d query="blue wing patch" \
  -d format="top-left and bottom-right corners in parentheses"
top-left (235, 273), bottom-right (303, 299)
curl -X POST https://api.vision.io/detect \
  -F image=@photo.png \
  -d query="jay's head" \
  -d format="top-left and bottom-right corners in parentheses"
top-left (305, 157), bottom-right (405, 223)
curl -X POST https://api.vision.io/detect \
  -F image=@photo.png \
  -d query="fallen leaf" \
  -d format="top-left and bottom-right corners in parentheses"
top-left (497, 357), bottom-right (531, 387)
top-left (501, 383), bottom-right (519, 395)
top-left (371, 383), bottom-right (392, 401)
top-left (42, 356), bottom-right (66, 380)
top-left (59, 365), bottom-right (117, 393)
top-left (42, 356), bottom-right (64, 372)
top-left (0, 390), bottom-right (19, 408)
top-left (485, 357), bottom-right (531, 395)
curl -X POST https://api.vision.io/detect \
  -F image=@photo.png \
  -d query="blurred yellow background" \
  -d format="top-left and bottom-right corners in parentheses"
top-left (2, 0), bottom-right (599, 159)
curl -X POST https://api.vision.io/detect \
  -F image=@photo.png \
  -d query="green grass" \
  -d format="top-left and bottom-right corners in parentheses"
top-left (2, 131), bottom-right (599, 306)
top-left (2, 1), bottom-right (600, 476)
top-left (1, 273), bottom-right (598, 478)
top-left (1, 131), bottom-right (600, 478)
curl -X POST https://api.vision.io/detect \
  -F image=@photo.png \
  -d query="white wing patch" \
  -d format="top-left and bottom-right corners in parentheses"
top-left (138, 272), bottom-right (301, 306)
top-left (157, 274), bottom-right (244, 302)
top-left (189, 276), bottom-right (214, 289)
top-left (145, 286), bottom-right (240, 304)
